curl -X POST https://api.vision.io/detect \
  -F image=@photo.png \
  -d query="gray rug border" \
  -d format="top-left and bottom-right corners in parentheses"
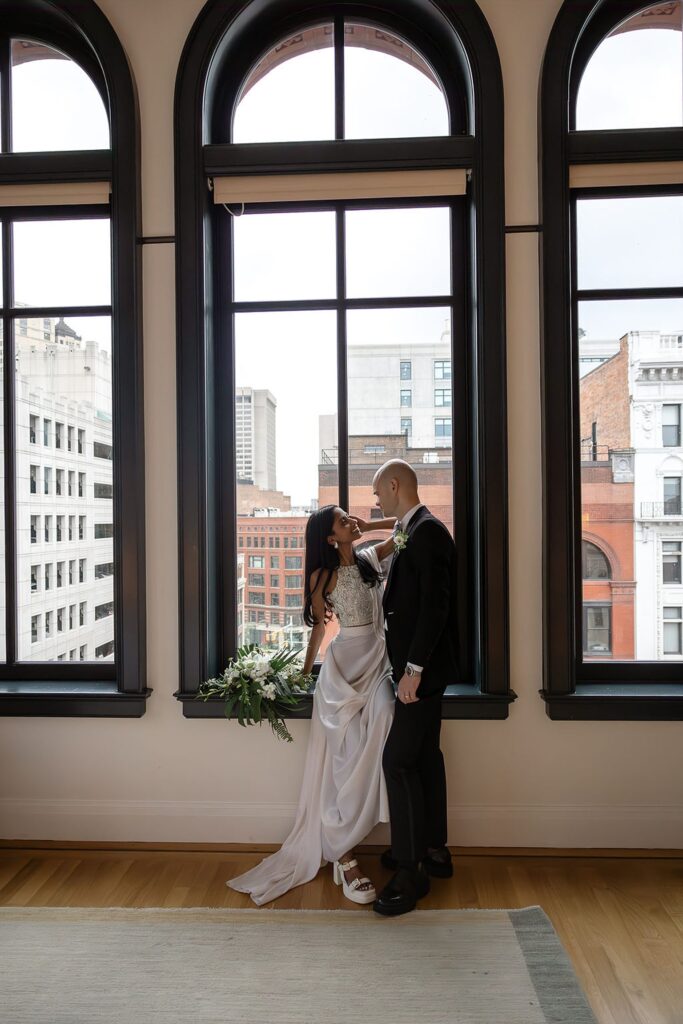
top-left (509, 907), bottom-right (598, 1024)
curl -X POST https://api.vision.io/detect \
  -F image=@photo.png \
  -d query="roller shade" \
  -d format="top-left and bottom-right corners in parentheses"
top-left (212, 167), bottom-right (468, 205)
top-left (570, 162), bottom-right (683, 189)
top-left (0, 181), bottom-right (111, 207)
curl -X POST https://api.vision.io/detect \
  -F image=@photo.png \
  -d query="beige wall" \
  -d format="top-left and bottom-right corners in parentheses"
top-left (1, 0), bottom-right (681, 849)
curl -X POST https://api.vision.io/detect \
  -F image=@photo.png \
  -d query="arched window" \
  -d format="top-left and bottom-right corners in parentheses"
top-left (541, 1), bottom-right (683, 719)
top-left (582, 542), bottom-right (611, 581)
top-left (0, 2), bottom-right (146, 717)
top-left (176, 1), bottom-right (511, 719)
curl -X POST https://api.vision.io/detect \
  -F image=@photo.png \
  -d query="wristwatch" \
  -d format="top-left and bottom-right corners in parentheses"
top-left (405, 663), bottom-right (422, 678)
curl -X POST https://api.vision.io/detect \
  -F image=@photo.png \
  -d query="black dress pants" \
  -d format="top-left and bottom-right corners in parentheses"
top-left (382, 689), bottom-right (448, 866)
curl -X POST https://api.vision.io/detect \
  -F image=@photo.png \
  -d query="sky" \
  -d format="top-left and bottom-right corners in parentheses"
top-left (9, 23), bottom-right (683, 503)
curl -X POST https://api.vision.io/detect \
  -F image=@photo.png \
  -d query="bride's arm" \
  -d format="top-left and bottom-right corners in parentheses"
top-left (302, 569), bottom-right (329, 675)
top-left (350, 514), bottom-right (397, 533)
top-left (374, 535), bottom-right (395, 562)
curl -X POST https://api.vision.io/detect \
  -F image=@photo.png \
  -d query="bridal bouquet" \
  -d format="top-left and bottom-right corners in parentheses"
top-left (196, 644), bottom-right (314, 743)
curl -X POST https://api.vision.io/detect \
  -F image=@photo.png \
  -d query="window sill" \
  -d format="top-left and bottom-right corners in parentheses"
top-left (541, 684), bottom-right (683, 721)
top-left (0, 682), bottom-right (152, 717)
top-left (176, 684), bottom-right (517, 720)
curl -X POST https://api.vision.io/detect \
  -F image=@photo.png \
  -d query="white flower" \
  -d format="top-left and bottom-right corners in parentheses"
top-left (260, 681), bottom-right (277, 701)
top-left (394, 528), bottom-right (409, 552)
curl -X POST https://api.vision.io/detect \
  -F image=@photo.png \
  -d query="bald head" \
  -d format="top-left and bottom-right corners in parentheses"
top-left (373, 459), bottom-right (420, 520)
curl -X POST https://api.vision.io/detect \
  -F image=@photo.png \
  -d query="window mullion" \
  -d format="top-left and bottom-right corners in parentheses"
top-left (336, 203), bottom-right (348, 511)
top-left (2, 215), bottom-right (14, 664)
top-left (334, 14), bottom-right (344, 142)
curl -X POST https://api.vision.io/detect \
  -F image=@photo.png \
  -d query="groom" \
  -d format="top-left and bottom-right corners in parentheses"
top-left (371, 459), bottom-right (458, 916)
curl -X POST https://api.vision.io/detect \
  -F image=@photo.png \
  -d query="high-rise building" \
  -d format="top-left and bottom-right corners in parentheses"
top-left (235, 387), bottom-right (277, 491)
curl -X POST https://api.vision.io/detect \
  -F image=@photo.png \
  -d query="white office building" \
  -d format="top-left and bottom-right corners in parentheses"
top-left (629, 331), bottom-right (683, 660)
top-left (11, 316), bottom-right (114, 663)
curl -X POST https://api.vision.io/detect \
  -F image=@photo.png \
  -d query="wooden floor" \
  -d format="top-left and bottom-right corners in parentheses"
top-left (1, 846), bottom-right (681, 1024)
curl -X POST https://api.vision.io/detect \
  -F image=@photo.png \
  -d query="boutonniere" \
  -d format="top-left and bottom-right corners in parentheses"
top-left (394, 528), bottom-right (409, 552)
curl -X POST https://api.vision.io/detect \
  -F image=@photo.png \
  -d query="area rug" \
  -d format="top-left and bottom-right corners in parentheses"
top-left (0, 905), bottom-right (597, 1023)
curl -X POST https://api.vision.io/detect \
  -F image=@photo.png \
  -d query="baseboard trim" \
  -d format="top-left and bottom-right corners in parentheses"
top-left (1, 798), bottom-right (681, 848)
top-left (0, 838), bottom-right (681, 858)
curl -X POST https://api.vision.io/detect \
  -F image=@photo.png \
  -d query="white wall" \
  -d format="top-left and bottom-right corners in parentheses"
top-left (1, 0), bottom-right (682, 849)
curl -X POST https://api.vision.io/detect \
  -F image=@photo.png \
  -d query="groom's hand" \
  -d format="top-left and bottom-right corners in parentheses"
top-left (349, 515), bottom-right (368, 533)
top-left (397, 673), bottom-right (420, 704)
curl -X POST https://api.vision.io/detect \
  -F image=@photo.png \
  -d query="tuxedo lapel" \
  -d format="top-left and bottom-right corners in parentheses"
top-left (383, 505), bottom-right (431, 607)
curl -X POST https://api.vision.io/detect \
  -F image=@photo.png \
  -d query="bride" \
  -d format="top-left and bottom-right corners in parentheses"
top-left (227, 504), bottom-right (397, 906)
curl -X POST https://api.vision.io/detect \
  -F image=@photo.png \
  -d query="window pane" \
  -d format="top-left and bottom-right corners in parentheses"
top-left (13, 219), bottom-right (111, 308)
top-left (577, 197), bottom-right (683, 291)
top-left (345, 207), bottom-right (450, 298)
top-left (15, 317), bottom-right (114, 662)
top-left (0, 323), bottom-right (4, 660)
top-left (235, 311), bottom-right (337, 655)
top-left (345, 307), bottom-right (453, 534)
top-left (576, 5), bottom-right (683, 130)
top-left (233, 25), bottom-right (334, 143)
top-left (344, 23), bottom-right (448, 139)
top-left (11, 40), bottom-right (109, 151)
top-left (233, 211), bottom-right (336, 302)
top-left (579, 299), bottom-right (683, 661)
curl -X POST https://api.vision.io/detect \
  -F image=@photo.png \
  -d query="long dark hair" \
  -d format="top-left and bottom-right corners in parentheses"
top-left (303, 505), bottom-right (383, 627)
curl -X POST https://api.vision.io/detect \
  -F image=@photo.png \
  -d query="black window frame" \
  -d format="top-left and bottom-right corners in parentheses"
top-left (175, 0), bottom-right (512, 720)
top-left (0, 0), bottom-right (148, 718)
top-left (540, 0), bottom-right (683, 720)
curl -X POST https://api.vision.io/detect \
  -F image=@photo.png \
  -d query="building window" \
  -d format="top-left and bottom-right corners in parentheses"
top-left (44, 467), bottom-right (52, 495)
top-left (79, 559), bottom-right (86, 584)
top-left (78, 473), bottom-right (86, 498)
top-left (56, 562), bottom-right (64, 588)
top-left (400, 417), bottom-right (412, 438)
top-left (57, 608), bottom-right (64, 633)
top-left (176, 0), bottom-right (510, 718)
top-left (30, 565), bottom-right (39, 593)
top-left (55, 422), bottom-right (64, 450)
top-left (271, 556), bottom-right (280, 569)
top-left (95, 640), bottom-right (114, 659)
top-left (31, 615), bottom-right (39, 643)
top-left (78, 428), bottom-right (85, 454)
top-left (95, 602), bottom-right (114, 621)
top-left (29, 415), bottom-right (38, 443)
top-left (45, 611), bottom-right (52, 637)
top-left (44, 564), bottom-right (52, 591)
top-left (248, 555), bottom-right (265, 569)
top-left (30, 465), bottom-right (38, 494)
top-left (284, 556), bottom-right (302, 570)
top-left (285, 575), bottom-right (303, 589)
top-left (79, 602), bottom-right (86, 626)
top-left (56, 516), bottom-right (64, 543)
top-left (68, 515), bottom-right (74, 542)
top-left (400, 389), bottom-right (412, 407)
top-left (434, 388), bottom-right (451, 407)
top-left (249, 592), bottom-right (266, 605)
top-left (67, 426), bottom-right (74, 452)
top-left (541, 0), bottom-right (683, 716)
top-left (434, 359), bottom-right (451, 380)
top-left (95, 562), bottom-right (114, 579)
top-left (583, 604), bottom-right (611, 656)
top-left (248, 573), bottom-right (265, 586)
top-left (663, 542), bottom-right (682, 585)
top-left (43, 516), bottom-right (51, 543)
top-left (68, 470), bottom-right (75, 497)
top-left (663, 405), bottom-right (681, 448)
top-left (43, 418), bottom-right (51, 446)
top-left (69, 604), bottom-right (75, 630)
top-left (79, 516), bottom-right (86, 541)
top-left (79, 644), bottom-right (87, 660)
top-left (582, 541), bottom-right (611, 580)
top-left (664, 477), bottom-right (682, 516)
top-left (434, 417), bottom-right (452, 440)
top-left (285, 594), bottom-right (302, 609)
top-left (68, 559), bottom-right (75, 586)
top-left (663, 607), bottom-right (683, 655)
top-left (94, 440), bottom-right (113, 460)
top-left (30, 515), bottom-right (38, 544)
top-left (56, 469), bottom-right (63, 496)
top-left (94, 522), bottom-right (113, 539)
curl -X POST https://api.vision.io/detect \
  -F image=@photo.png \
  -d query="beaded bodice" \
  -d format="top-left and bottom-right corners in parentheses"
top-left (328, 564), bottom-right (374, 627)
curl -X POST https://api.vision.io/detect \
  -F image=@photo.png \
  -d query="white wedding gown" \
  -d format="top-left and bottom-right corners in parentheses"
top-left (227, 545), bottom-right (395, 905)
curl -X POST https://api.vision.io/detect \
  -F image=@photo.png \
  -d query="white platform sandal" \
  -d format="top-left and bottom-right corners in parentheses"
top-left (333, 858), bottom-right (376, 905)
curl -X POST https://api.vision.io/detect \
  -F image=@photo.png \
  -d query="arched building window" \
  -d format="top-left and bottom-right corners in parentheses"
top-left (175, 1), bottom-right (511, 719)
top-left (0, 2), bottom-right (147, 717)
top-left (541, 1), bottom-right (683, 719)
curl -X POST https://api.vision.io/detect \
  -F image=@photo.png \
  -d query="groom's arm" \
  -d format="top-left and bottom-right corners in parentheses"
top-left (405, 522), bottom-right (454, 671)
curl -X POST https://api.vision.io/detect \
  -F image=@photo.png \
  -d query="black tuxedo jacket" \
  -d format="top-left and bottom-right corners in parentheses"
top-left (383, 505), bottom-right (459, 698)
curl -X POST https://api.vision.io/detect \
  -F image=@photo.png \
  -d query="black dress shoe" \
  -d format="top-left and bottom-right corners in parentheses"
top-left (381, 846), bottom-right (453, 879)
top-left (373, 866), bottom-right (430, 917)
